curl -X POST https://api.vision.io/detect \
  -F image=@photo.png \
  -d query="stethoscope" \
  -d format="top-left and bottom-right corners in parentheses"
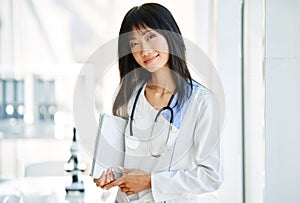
top-left (129, 85), bottom-right (176, 158)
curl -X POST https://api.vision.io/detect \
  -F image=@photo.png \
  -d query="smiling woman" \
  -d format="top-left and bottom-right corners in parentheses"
top-left (93, 3), bottom-right (223, 203)
top-left (129, 28), bottom-right (170, 73)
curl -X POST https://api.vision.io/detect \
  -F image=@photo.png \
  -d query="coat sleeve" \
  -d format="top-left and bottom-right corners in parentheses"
top-left (151, 92), bottom-right (224, 202)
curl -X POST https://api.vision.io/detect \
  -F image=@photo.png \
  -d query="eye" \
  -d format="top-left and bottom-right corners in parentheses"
top-left (129, 41), bottom-right (139, 48)
top-left (147, 33), bottom-right (156, 40)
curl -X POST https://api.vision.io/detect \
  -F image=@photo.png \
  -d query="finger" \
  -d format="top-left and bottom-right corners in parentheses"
top-left (93, 173), bottom-right (103, 187)
top-left (108, 168), bottom-right (114, 182)
top-left (121, 168), bottom-right (135, 174)
top-left (118, 183), bottom-right (127, 188)
top-left (103, 180), bottom-right (116, 190)
top-left (120, 186), bottom-right (131, 193)
top-left (93, 178), bottom-right (100, 184)
top-left (96, 182), bottom-right (103, 187)
top-left (105, 168), bottom-right (111, 183)
top-left (126, 191), bottom-right (135, 195)
top-left (105, 177), bottom-right (125, 189)
top-left (105, 169), bottom-right (111, 184)
top-left (111, 168), bottom-right (115, 180)
top-left (94, 177), bottom-right (103, 187)
top-left (99, 171), bottom-right (106, 186)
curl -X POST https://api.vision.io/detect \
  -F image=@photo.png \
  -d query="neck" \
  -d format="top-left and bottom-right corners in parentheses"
top-left (147, 68), bottom-right (176, 94)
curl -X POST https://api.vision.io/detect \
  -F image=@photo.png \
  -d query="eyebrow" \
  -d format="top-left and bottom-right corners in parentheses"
top-left (129, 30), bottom-right (152, 40)
top-left (141, 30), bottom-right (151, 35)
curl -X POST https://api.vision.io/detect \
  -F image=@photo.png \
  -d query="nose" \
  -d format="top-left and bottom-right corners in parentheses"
top-left (140, 41), bottom-right (152, 56)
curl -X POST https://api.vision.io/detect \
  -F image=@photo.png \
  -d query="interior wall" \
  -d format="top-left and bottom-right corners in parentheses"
top-left (244, 0), bottom-right (265, 203)
top-left (207, 0), bottom-right (243, 202)
top-left (265, 0), bottom-right (300, 202)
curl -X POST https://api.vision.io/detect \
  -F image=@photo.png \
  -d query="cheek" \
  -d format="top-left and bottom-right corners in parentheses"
top-left (155, 38), bottom-right (169, 53)
top-left (132, 52), bottom-right (142, 65)
top-left (160, 52), bottom-right (170, 64)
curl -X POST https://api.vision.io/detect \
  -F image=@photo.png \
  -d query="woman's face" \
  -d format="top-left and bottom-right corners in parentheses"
top-left (129, 27), bottom-right (170, 72)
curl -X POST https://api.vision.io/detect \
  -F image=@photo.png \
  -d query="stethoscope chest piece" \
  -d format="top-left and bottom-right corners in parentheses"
top-left (129, 84), bottom-right (177, 157)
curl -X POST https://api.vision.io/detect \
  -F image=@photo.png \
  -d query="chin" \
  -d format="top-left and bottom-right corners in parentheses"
top-left (143, 65), bottom-right (163, 73)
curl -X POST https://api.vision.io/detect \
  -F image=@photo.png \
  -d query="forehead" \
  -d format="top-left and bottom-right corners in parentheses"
top-left (129, 26), bottom-right (155, 39)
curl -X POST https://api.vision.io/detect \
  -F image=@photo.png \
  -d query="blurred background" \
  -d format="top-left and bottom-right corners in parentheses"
top-left (0, 0), bottom-right (299, 203)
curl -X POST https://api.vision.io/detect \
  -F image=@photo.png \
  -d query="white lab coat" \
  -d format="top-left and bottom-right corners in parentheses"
top-left (116, 83), bottom-right (223, 203)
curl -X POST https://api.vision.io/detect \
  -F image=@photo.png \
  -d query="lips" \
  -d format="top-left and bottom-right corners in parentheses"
top-left (143, 54), bottom-right (158, 64)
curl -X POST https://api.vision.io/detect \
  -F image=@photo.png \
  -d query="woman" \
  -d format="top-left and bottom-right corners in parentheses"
top-left (94, 3), bottom-right (223, 203)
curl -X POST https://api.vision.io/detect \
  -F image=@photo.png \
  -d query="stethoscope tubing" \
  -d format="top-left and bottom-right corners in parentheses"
top-left (130, 85), bottom-right (175, 137)
top-left (129, 84), bottom-right (175, 157)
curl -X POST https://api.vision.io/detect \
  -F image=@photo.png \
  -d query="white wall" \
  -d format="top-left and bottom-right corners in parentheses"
top-left (214, 1), bottom-right (243, 203)
top-left (265, 0), bottom-right (300, 202)
top-left (244, 0), bottom-right (266, 203)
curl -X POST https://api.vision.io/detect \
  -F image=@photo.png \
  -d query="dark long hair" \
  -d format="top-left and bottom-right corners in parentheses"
top-left (113, 3), bottom-right (193, 116)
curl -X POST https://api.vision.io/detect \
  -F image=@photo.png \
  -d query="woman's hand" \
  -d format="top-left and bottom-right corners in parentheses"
top-left (93, 168), bottom-right (115, 189)
top-left (105, 168), bottom-right (151, 195)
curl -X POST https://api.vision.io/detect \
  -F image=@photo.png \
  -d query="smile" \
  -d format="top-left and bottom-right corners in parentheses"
top-left (143, 54), bottom-right (159, 64)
